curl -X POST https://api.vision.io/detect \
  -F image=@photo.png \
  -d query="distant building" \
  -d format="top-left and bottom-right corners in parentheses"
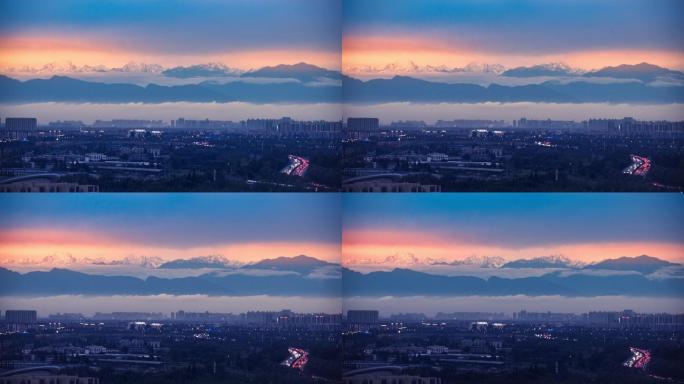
top-left (344, 374), bottom-right (440, 384)
top-left (93, 119), bottom-right (165, 129)
top-left (5, 310), bottom-right (37, 324)
top-left (244, 117), bottom-right (341, 138)
top-left (427, 345), bottom-right (449, 354)
top-left (4, 117), bottom-right (37, 139)
top-left (0, 179), bottom-right (99, 193)
top-left (0, 374), bottom-right (99, 384)
top-left (5, 117), bottom-right (37, 131)
top-left (427, 152), bottom-right (448, 162)
top-left (346, 117), bottom-right (379, 140)
top-left (347, 310), bottom-right (379, 324)
top-left (436, 119), bottom-right (507, 129)
top-left (343, 180), bottom-right (441, 192)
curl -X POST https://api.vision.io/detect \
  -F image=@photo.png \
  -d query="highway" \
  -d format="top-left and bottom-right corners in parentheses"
top-left (281, 155), bottom-right (309, 177)
top-left (623, 155), bottom-right (651, 176)
top-left (282, 347), bottom-right (309, 370)
top-left (623, 347), bottom-right (651, 369)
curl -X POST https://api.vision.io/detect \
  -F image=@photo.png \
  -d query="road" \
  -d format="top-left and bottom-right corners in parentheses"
top-left (282, 347), bottom-right (309, 370)
top-left (281, 155), bottom-right (309, 177)
top-left (624, 347), bottom-right (651, 369)
top-left (623, 155), bottom-right (651, 176)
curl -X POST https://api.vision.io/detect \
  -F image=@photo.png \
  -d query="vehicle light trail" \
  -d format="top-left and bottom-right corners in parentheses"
top-left (282, 347), bottom-right (309, 370)
top-left (281, 155), bottom-right (309, 176)
top-left (623, 155), bottom-right (651, 176)
top-left (623, 347), bottom-right (651, 370)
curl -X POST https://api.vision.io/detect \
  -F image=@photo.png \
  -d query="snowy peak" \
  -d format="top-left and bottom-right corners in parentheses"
top-left (92, 255), bottom-right (164, 268)
top-left (113, 62), bottom-right (164, 73)
top-left (433, 255), bottom-right (507, 268)
top-left (0, 61), bottom-right (165, 75)
top-left (344, 61), bottom-right (506, 75)
top-left (2, 254), bottom-right (164, 268)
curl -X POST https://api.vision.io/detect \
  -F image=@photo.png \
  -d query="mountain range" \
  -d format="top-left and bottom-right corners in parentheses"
top-left (161, 63), bottom-right (242, 78)
top-left (157, 255), bottom-right (242, 269)
top-left (1, 62), bottom-right (683, 104)
top-left (341, 267), bottom-right (683, 297)
top-left (501, 255), bottom-right (585, 269)
top-left (584, 255), bottom-right (680, 274)
top-left (502, 63), bottom-right (585, 78)
top-left (6, 254), bottom-right (679, 276)
top-left (0, 255), bottom-right (681, 297)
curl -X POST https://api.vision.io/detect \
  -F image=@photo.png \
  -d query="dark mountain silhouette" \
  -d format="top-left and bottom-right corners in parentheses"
top-left (3, 62), bottom-right (684, 104)
top-left (584, 255), bottom-right (681, 274)
top-left (502, 256), bottom-right (582, 269)
top-left (0, 74), bottom-right (341, 104)
top-left (247, 255), bottom-right (337, 275)
top-left (158, 256), bottom-right (238, 269)
top-left (241, 62), bottom-right (341, 82)
top-left (502, 63), bottom-right (580, 78)
top-left (0, 267), bottom-right (340, 297)
top-left (342, 75), bottom-right (684, 104)
top-left (162, 63), bottom-right (241, 78)
top-left (3, 262), bottom-right (679, 297)
top-left (584, 63), bottom-right (684, 83)
top-left (341, 267), bottom-right (683, 297)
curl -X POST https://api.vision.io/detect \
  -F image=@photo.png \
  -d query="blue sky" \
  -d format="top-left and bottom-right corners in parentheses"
top-left (0, 193), bottom-right (341, 246)
top-left (343, 0), bottom-right (683, 54)
top-left (0, 0), bottom-right (341, 69)
top-left (342, 194), bottom-right (684, 265)
top-left (343, 193), bottom-right (684, 247)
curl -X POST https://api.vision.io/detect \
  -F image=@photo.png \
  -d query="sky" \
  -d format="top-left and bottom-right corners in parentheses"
top-left (0, 194), bottom-right (341, 267)
top-left (0, 0), bottom-right (341, 70)
top-left (1, 0), bottom-right (683, 122)
top-left (343, 0), bottom-right (684, 74)
top-left (5, 0), bottom-right (682, 74)
top-left (342, 194), bottom-right (684, 267)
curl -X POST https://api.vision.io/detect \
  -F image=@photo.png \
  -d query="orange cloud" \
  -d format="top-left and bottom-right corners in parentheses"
top-left (342, 34), bottom-right (684, 73)
top-left (0, 35), bottom-right (340, 70)
top-left (0, 229), bottom-right (340, 265)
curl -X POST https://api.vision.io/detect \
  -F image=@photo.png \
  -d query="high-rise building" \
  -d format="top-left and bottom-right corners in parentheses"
top-left (4, 310), bottom-right (37, 323)
top-left (346, 310), bottom-right (379, 324)
top-left (4, 117), bottom-right (37, 139)
top-left (5, 117), bottom-right (37, 131)
top-left (346, 118), bottom-right (379, 140)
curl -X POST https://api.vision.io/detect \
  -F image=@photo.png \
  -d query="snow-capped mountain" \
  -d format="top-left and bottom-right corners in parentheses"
top-left (432, 255), bottom-right (507, 268)
top-left (92, 255), bottom-right (165, 268)
top-left (112, 62), bottom-right (164, 73)
top-left (2, 254), bottom-right (164, 268)
top-left (350, 252), bottom-right (444, 266)
top-left (344, 61), bottom-right (506, 75)
top-left (460, 62), bottom-right (507, 74)
top-left (0, 61), bottom-right (164, 75)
